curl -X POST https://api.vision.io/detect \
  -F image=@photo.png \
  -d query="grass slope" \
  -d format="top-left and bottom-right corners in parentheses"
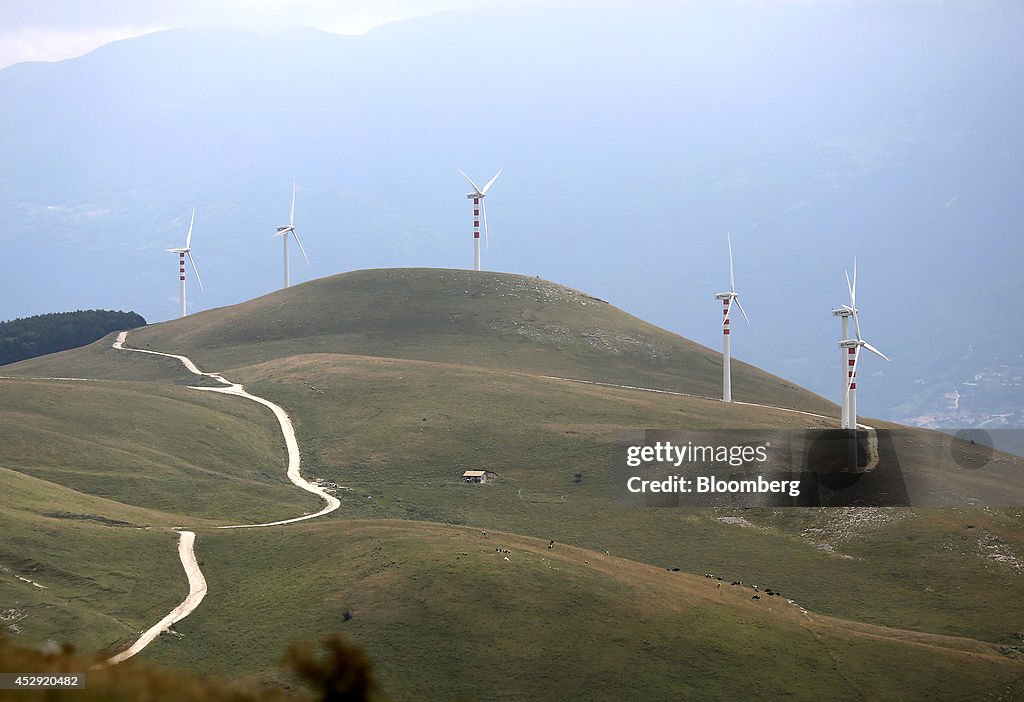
top-left (1, 504), bottom-right (187, 656)
top-left (150, 520), bottom-right (1024, 702)
top-left (0, 375), bottom-right (323, 659)
top-left (0, 378), bottom-right (320, 523)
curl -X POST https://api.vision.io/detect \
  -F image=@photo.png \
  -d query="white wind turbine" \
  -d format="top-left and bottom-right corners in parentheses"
top-left (714, 234), bottom-right (750, 402)
top-left (458, 168), bottom-right (502, 271)
top-left (837, 259), bottom-right (890, 428)
top-left (166, 208), bottom-right (203, 318)
top-left (273, 181), bottom-right (309, 288)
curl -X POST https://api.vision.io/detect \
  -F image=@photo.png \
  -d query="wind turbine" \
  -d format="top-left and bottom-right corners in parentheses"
top-left (273, 181), bottom-right (309, 288)
top-left (714, 234), bottom-right (749, 402)
top-left (458, 168), bottom-right (501, 271)
top-left (165, 208), bottom-right (203, 318)
top-left (837, 259), bottom-right (890, 428)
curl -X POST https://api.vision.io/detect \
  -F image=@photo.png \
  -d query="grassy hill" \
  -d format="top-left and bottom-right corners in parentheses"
top-left (222, 353), bottom-right (1024, 644)
top-left (3, 268), bottom-right (1023, 699)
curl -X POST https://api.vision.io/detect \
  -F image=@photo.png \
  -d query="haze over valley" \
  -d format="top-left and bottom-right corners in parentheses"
top-left (2, 0), bottom-right (1022, 428)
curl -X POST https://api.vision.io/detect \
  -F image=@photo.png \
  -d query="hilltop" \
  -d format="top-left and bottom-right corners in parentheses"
top-left (97, 268), bottom-right (834, 414)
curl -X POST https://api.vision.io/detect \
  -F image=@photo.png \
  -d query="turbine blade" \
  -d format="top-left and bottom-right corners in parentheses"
top-left (290, 181), bottom-right (296, 227)
top-left (851, 257), bottom-right (857, 308)
top-left (734, 296), bottom-right (750, 325)
top-left (481, 199), bottom-right (490, 249)
top-left (852, 307), bottom-right (863, 341)
top-left (292, 230), bottom-right (309, 265)
top-left (845, 269), bottom-right (853, 303)
top-left (187, 251), bottom-right (204, 291)
top-left (457, 168), bottom-right (482, 194)
top-left (862, 340), bottom-right (890, 362)
top-left (727, 233), bottom-right (737, 292)
top-left (185, 208), bottom-right (195, 249)
top-left (481, 168), bottom-right (503, 194)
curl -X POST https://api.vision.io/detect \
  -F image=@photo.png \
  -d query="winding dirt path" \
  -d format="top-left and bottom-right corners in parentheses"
top-left (98, 331), bottom-right (341, 666)
top-left (112, 331), bottom-right (340, 527)
top-left (96, 530), bottom-right (206, 667)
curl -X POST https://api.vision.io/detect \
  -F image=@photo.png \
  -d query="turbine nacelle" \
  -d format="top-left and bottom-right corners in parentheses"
top-left (839, 338), bottom-right (890, 361)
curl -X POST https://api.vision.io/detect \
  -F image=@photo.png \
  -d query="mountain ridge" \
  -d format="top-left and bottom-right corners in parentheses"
top-left (2, 2), bottom-right (1022, 424)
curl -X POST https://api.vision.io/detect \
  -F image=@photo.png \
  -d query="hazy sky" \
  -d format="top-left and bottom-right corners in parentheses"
top-left (0, 0), bottom-right (526, 69)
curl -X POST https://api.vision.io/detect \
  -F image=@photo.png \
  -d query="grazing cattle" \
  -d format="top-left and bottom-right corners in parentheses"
top-left (752, 595), bottom-right (760, 600)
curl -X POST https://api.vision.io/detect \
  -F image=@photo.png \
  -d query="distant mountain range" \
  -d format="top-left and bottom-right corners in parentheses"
top-left (1, 0), bottom-right (1021, 427)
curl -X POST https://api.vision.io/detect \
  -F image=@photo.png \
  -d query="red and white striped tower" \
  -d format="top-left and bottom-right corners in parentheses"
top-left (846, 343), bottom-right (858, 426)
top-left (714, 234), bottom-right (748, 403)
top-left (716, 293), bottom-right (733, 402)
top-left (472, 194), bottom-right (481, 271)
top-left (178, 252), bottom-right (187, 318)
top-left (832, 307), bottom-right (853, 427)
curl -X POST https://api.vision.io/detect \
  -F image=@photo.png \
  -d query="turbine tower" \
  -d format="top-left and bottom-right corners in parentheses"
top-left (165, 208), bottom-right (203, 318)
top-left (458, 168), bottom-right (501, 271)
top-left (714, 234), bottom-right (749, 402)
top-left (831, 306), bottom-right (853, 428)
top-left (837, 259), bottom-right (890, 428)
top-left (273, 181), bottom-right (309, 288)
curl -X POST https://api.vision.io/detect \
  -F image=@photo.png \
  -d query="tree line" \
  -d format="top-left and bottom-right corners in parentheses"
top-left (0, 309), bottom-right (146, 365)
